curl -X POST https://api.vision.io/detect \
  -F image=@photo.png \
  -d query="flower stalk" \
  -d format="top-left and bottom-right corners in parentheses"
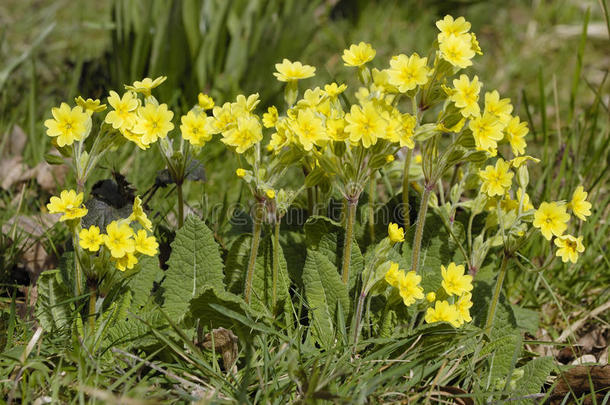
top-left (341, 198), bottom-right (358, 285)
top-left (244, 199), bottom-right (264, 303)
top-left (402, 148), bottom-right (413, 228)
top-left (485, 251), bottom-right (510, 335)
top-left (411, 183), bottom-right (433, 273)
top-left (272, 220), bottom-right (281, 310)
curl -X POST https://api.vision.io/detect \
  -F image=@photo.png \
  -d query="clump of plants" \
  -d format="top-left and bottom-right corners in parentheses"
top-left (37, 15), bottom-right (592, 401)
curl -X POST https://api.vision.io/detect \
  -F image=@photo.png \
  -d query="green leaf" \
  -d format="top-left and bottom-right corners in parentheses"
top-left (302, 250), bottom-right (349, 347)
top-left (305, 216), bottom-right (364, 290)
top-left (511, 305), bottom-right (540, 336)
top-left (189, 286), bottom-right (258, 336)
top-left (224, 234), bottom-right (251, 294)
top-left (126, 256), bottom-right (164, 310)
top-left (250, 234), bottom-right (291, 314)
top-left (162, 215), bottom-right (225, 323)
top-left (35, 270), bottom-right (73, 334)
top-left (513, 357), bottom-right (555, 404)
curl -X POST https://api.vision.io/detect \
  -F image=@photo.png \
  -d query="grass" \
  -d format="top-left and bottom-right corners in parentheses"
top-left (1, 0), bottom-right (609, 403)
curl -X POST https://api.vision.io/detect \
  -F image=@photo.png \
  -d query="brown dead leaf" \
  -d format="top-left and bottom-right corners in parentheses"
top-left (201, 328), bottom-right (239, 372)
top-left (5, 124), bottom-right (27, 156)
top-left (33, 160), bottom-right (69, 192)
top-left (0, 156), bottom-right (29, 190)
top-left (550, 365), bottom-right (610, 404)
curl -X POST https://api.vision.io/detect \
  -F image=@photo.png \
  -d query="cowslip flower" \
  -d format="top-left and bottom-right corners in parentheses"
top-left (125, 76), bottom-right (167, 96)
top-left (455, 293), bottom-right (473, 325)
top-left (388, 222), bottom-right (405, 243)
top-left (221, 114), bottom-right (262, 153)
top-left (533, 202), bottom-right (570, 240)
top-left (236, 168), bottom-right (247, 178)
top-left (134, 230), bottom-right (158, 256)
top-left (75, 96), bottom-right (106, 115)
top-left (450, 75), bottom-right (481, 118)
top-left (425, 300), bottom-right (461, 327)
top-left (342, 42), bottom-right (376, 67)
top-left (385, 262), bottom-right (403, 288)
top-left (198, 93), bottom-right (214, 110)
top-left (387, 53), bottom-right (430, 92)
top-left (114, 252), bottom-right (138, 272)
top-left (345, 102), bottom-right (386, 148)
top-left (554, 235), bottom-right (585, 263)
top-left (132, 103), bottom-right (175, 146)
top-left (44, 103), bottom-right (91, 147)
top-left (273, 59), bottom-right (315, 82)
top-left (398, 270), bottom-right (424, 306)
top-left (569, 186), bottom-right (592, 221)
top-left (436, 15), bottom-right (471, 42)
top-left (266, 189), bottom-right (276, 199)
top-left (262, 106), bottom-right (279, 128)
top-left (79, 225), bottom-right (104, 252)
top-left (469, 113), bottom-right (504, 153)
top-left (505, 116), bottom-right (529, 156)
top-left (479, 159), bottom-right (514, 197)
top-left (441, 262), bottom-right (473, 296)
top-left (105, 91), bottom-right (139, 131)
top-left (426, 292), bottom-right (436, 302)
top-left (129, 196), bottom-right (152, 231)
top-left (104, 221), bottom-right (136, 258)
top-left (292, 108), bottom-right (326, 151)
top-left (46, 190), bottom-right (88, 221)
top-left (439, 33), bottom-right (475, 69)
top-left (180, 110), bottom-right (213, 147)
top-left (484, 90), bottom-right (512, 126)
top-left (324, 82), bottom-right (347, 98)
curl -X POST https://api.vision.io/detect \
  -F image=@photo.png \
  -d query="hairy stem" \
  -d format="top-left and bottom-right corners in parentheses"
top-left (72, 231), bottom-right (83, 296)
top-left (367, 176), bottom-right (375, 243)
top-left (411, 184), bottom-right (432, 273)
top-left (341, 198), bottom-right (357, 285)
top-left (352, 290), bottom-right (366, 354)
top-left (402, 148), bottom-right (413, 228)
top-left (272, 220), bottom-right (281, 311)
top-left (485, 252), bottom-right (510, 335)
top-left (244, 202), bottom-right (263, 304)
top-left (88, 286), bottom-right (96, 331)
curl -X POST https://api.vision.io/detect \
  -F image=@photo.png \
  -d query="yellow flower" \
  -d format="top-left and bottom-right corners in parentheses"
top-left (114, 252), bottom-right (138, 272)
top-left (221, 114), bottom-right (262, 153)
top-left (46, 189), bottom-right (88, 221)
top-left (232, 93), bottom-right (260, 115)
top-left (180, 110), bottom-right (213, 147)
top-left (385, 154), bottom-right (395, 163)
top-left (388, 222), bottom-right (405, 243)
top-left (326, 118), bottom-right (348, 141)
top-left (105, 91), bottom-right (139, 131)
top-left (554, 235), bottom-right (585, 263)
top-left (292, 108), bottom-right (326, 151)
top-left (384, 262), bottom-right (403, 288)
top-left (510, 155), bottom-right (540, 168)
top-left (104, 221), bottom-right (135, 258)
top-left (469, 113), bottom-right (504, 153)
top-left (505, 116), bottom-right (528, 156)
top-left (425, 300), bottom-right (461, 327)
top-left (75, 96), bottom-right (107, 115)
top-left (441, 262), bottom-right (473, 296)
top-left (484, 90), bottom-right (512, 126)
top-left (533, 202), bottom-right (570, 240)
top-left (426, 292), bottom-right (436, 303)
top-left (345, 102), bottom-right (386, 148)
top-left (398, 270), bottom-right (424, 306)
top-left (324, 82), bottom-right (347, 98)
top-left (455, 293), bottom-right (473, 325)
top-left (44, 103), bottom-right (91, 147)
top-left (342, 42), bottom-right (376, 67)
top-left (209, 102), bottom-right (236, 135)
top-left (236, 168), bottom-right (247, 178)
top-left (132, 103), bottom-right (175, 146)
top-left (479, 159), bottom-right (514, 197)
top-left (262, 106), bottom-right (279, 128)
top-left (129, 196), bottom-right (152, 231)
top-left (439, 33), bottom-right (476, 69)
top-left (273, 59), bottom-right (316, 82)
top-left (515, 188), bottom-right (534, 211)
top-left (124, 76), bottom-right (167, 96)
top-left (79, 226), bottom-right (104, 252)
top-left (266, 189), bottom-right (276, 199)
top-left (121, 125), bottom-right (149, 150)
top-left (450, 75), bottom-right (481, 118)
top-left (436, 15), bottom-right (471, 41)
top-left (134, 229), bottom-right (158, 256)
top-left (387, 53), bottom-right (429, 92)
top-left (198, 93), bottom-right (215, 110)
top-left (569, 186), bottom-right (592, 221)
top-left (470, 33), bottom-right (483, 55)
top-left (269, 120), bottom-right (292, 151)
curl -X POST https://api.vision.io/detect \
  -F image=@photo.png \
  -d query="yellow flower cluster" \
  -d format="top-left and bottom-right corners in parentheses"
top-left (78, 196), bottom-right (158, 271)
top-left (46, 190), bottom-right (88, 221)
top-left (384, 262), bottom-right (424, 306)
top-left (425, 263), bottom-right (473, 328)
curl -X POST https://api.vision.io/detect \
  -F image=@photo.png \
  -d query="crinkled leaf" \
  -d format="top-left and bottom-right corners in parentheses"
top-left (82, 198), bottom-right (132, 230)
top-left (162, 215), bottom-right (225, 323)
top-left (127, 256), bottom-right (164, 310)
top-left (35, 270), bottom-right (73, 334)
